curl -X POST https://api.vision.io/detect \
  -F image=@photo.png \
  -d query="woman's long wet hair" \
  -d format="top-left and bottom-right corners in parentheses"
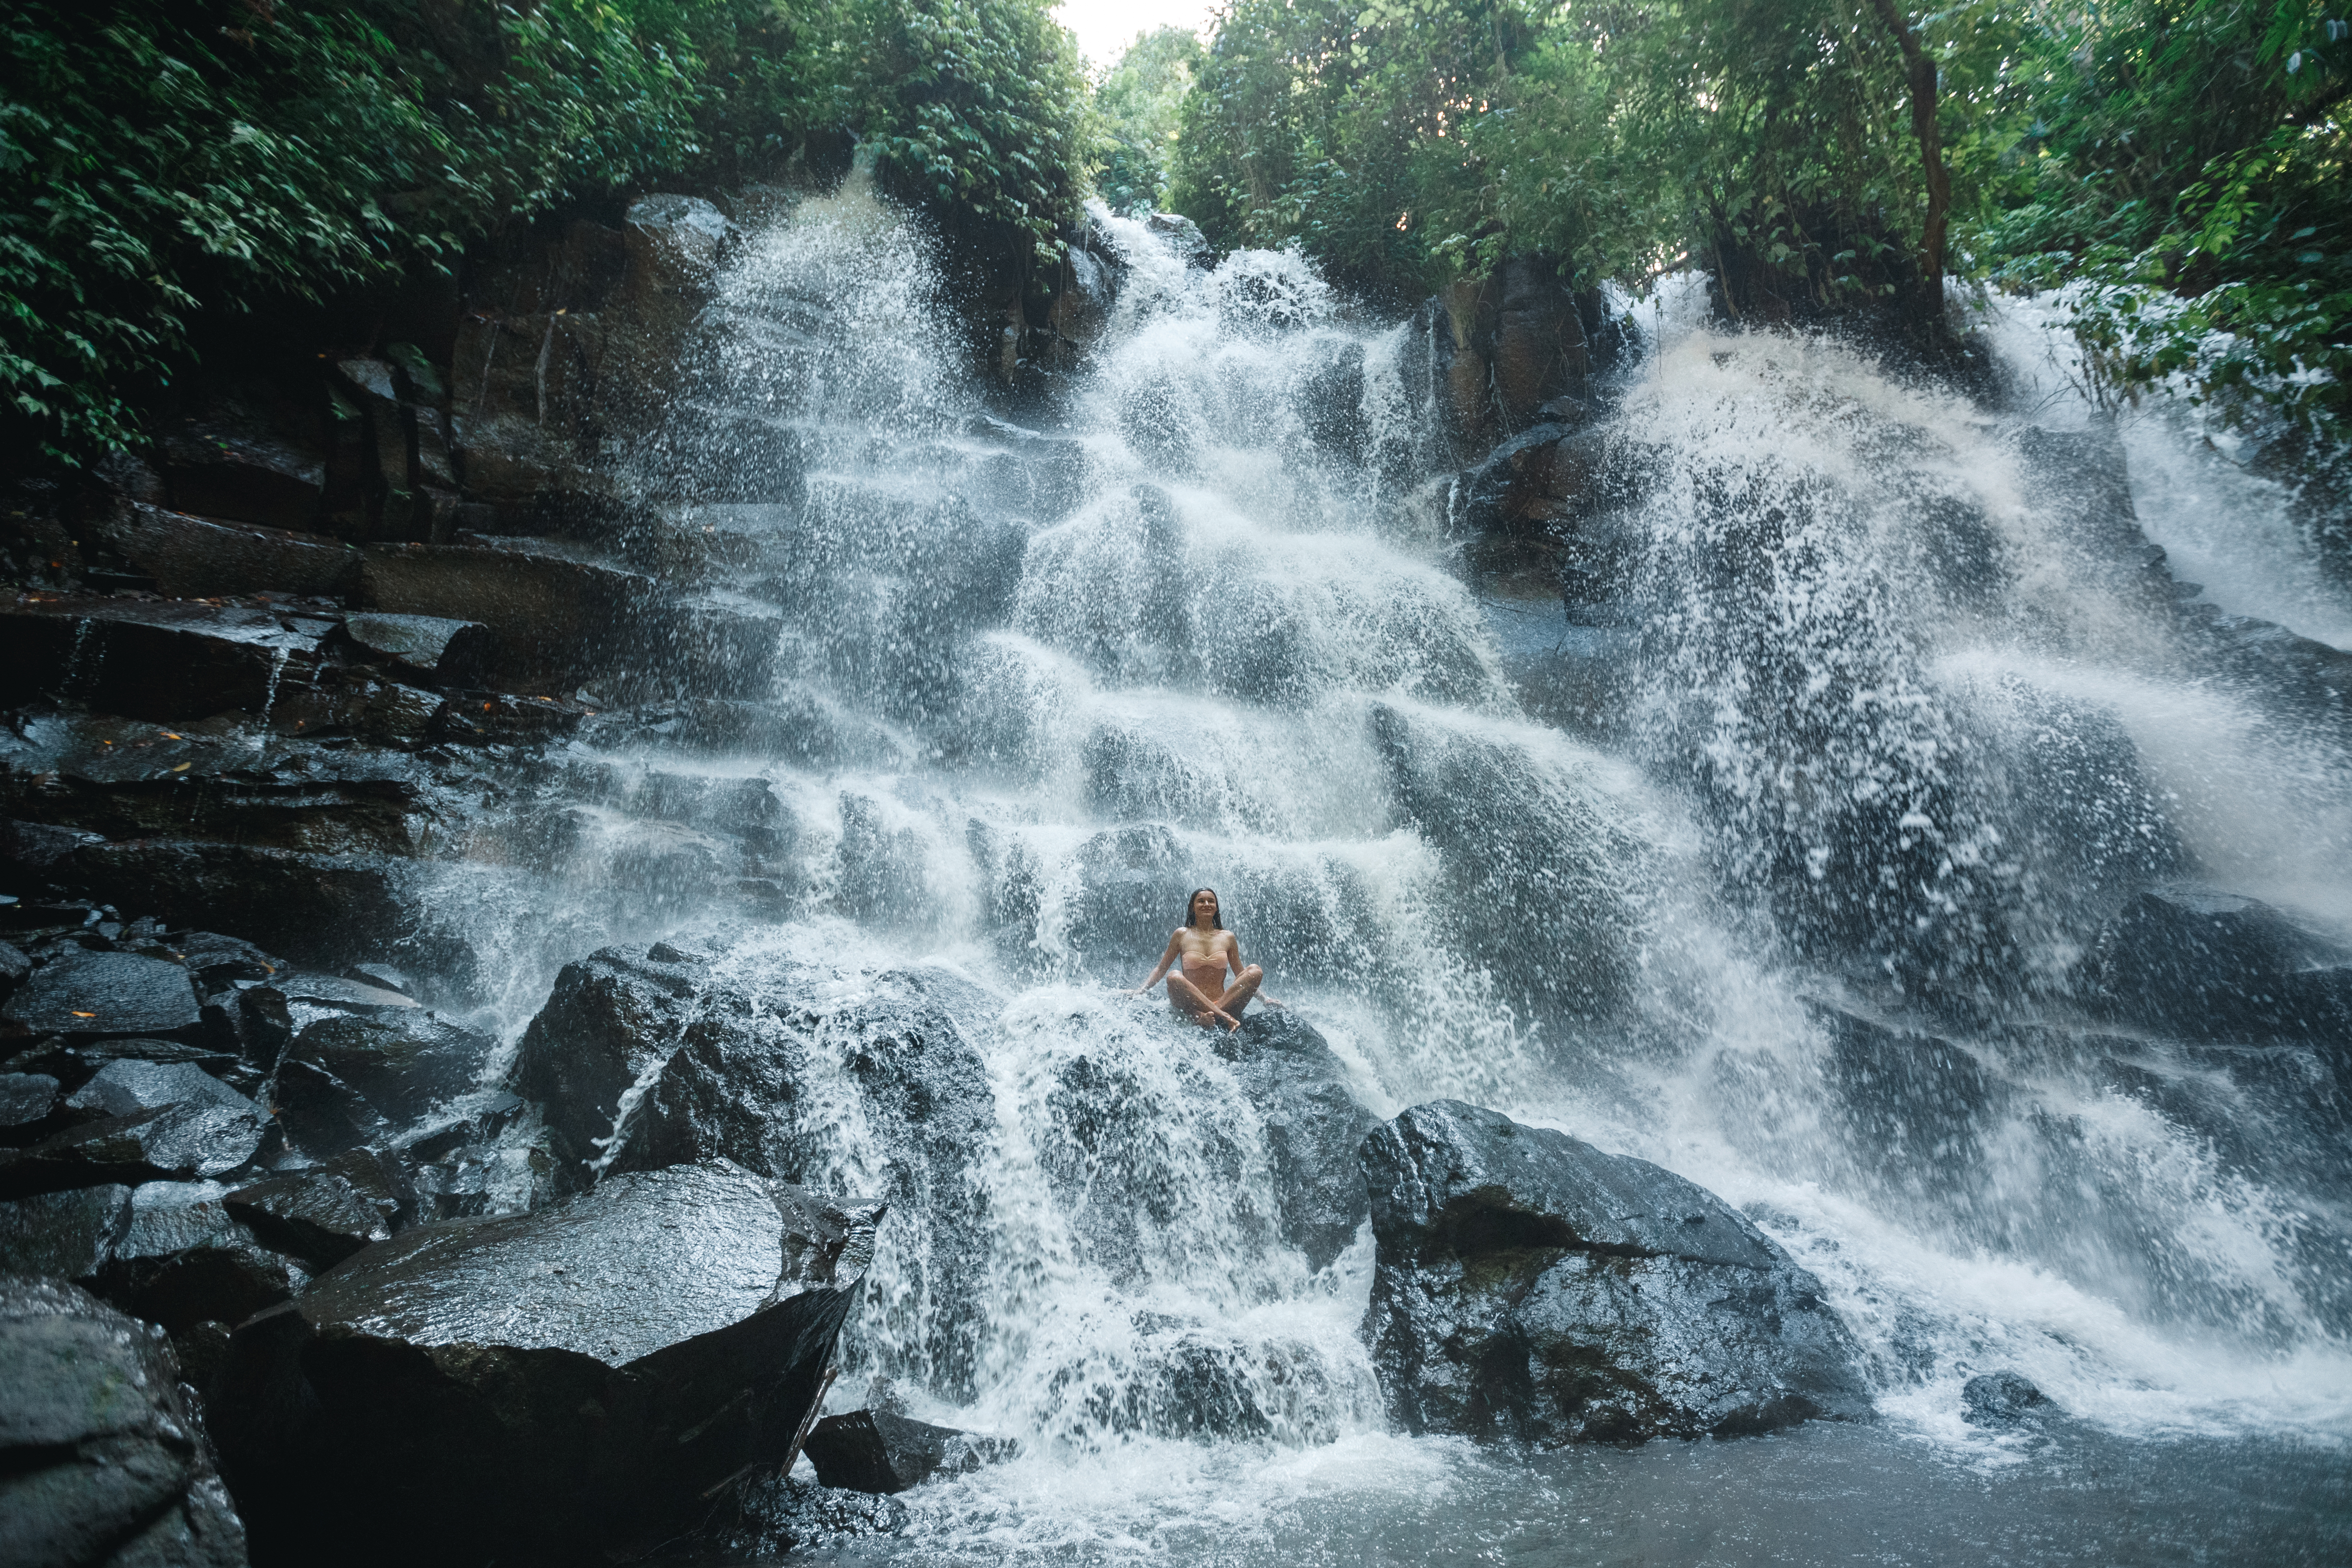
top-left (1184, 887), bottom-right (1223, 930)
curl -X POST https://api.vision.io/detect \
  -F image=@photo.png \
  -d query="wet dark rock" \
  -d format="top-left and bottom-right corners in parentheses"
top-left (68, 843), bottom-right (404, 971)
top-left (429, 688), bottom-right (590, 745)
top-left (1803, 1000), bottom-right (2004, 1193)
top-left (695, 1474), bottom-right (908, 1558)
top-left (1, 938), bottom-right (31, 989)
top-left (2, 1071), bottom-right (61, 1136)
top-left (0, 1184), bottom-right (134, 1278)
top-left (802, 1409), bottom-right (1014, 1494)
top-left (2078, 884), bottom-right (2352, 1043)
top-left (0, 1275), bottom-right (251, 1568)
top-left (1095, 1316), bottom-right (1351, 1443)
top-left (89, 502), bottom-right (360, 600)
top-left (272, 971), bottom-right (418, 1015)
top-left (1962, 1370), bottom-right (2050, 1424)
top-left (4, 949), bottom-right (202, 1039)
top-left (222, 1146), bottom-right (410, 1271)
top-left (357, 542), bottom-right (652, 689)
top-left (1360, 1100), bottom-right (1869, 1445)
top-left (0, 716), bottom-right (436, 859)
top-left (3, 1039), bottom-right (240, 1100)
top-left (92, 1180), bottom-right (304, 1334)
top-left (2193, 612), bottom-right (2352, 723)
top-left (603, 963), bottom-right (996, 1392)
top-left (265, 1058), bottom-right (389, 1157)
top-left (509, 943), bottom-right (709, 1184)
top-left (210, 1163), bottom-right (879, 1568)
top-left (0, 1061), bottom-right (268, 1198)
top-left (173, 935), bottom-right (283, 991)
top-left (1213, 1012), bottom-right (1378, 1271)
top-left (65, 1060), bottom-right (253, 1123)
top-left (343, 963), bottom-right (414, 996)
top-left (226, 989), bottom-right (292, 1073)
top-left (157, 392), bottom-right (327, 532)
top-left (337, 612), bottom-right (494, 684)
top-left (0, 600), bottom-right (333, 724)
top-left (284, 1010), bottom-right (489, 1125)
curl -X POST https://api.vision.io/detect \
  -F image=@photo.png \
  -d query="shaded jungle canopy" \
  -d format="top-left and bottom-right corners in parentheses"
top-left (3, 0), bottom-right (2345, 474)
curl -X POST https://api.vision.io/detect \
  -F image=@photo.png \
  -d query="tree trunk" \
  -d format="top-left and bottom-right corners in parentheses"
top-left (1866, 0), bottom-right (1952, 294)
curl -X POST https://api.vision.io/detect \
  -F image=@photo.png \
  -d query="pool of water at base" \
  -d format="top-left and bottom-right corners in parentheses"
top-left (773, 1423), bottom-right (2348, 1568)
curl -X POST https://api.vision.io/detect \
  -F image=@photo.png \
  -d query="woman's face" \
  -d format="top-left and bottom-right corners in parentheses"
top-left (1192, 891), bottom-right (1218, 926)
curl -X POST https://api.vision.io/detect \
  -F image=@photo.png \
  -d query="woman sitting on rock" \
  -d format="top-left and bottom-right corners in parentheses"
top-left (1127, 887), bottom-right (1282, 1031)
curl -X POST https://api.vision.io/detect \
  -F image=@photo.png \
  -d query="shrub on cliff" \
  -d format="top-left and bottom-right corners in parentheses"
top-left (0, 0), bottom-right (1093, 469)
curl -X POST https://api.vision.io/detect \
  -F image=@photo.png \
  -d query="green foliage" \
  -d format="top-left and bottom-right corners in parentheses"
top-left (793, 0), bottom-right (1095, 259)
top-left (1, 0), bottom-right (1094, 468)
top-left (1977, 0), bottom-right (2350, 442)
top-left (1095, 26), bottom-right (1205, 215)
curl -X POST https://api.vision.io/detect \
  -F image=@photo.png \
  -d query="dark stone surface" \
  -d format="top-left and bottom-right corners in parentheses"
top-left (265, 1059), bottom-right (389, 1157)
top-left (222, 1147), bottom-right (410, 1271)
top-left (2078, 884), bottom-right (2352, 1043)
top-left (0, 1184), bottom-right (134, 1279)
top-left (1213, 1011), bottom-right (1378, 1271)
top-left (1360, 1100), bottom-right (1869, 1445)
top-left (593, 960), bottom-right (997, 1393)
top-left (67, 843), bottom-right (406, 972)
top-left (89, 502), bottom-right (360, 600)
top-left (691, 1474), bottom-right (908, 1559)
top-left (802, 1408), bottom-right (1014, 1494)
top-left (1963, 1369), bottom-right (2050, 1425)
top-left (1, 938), bottom-right (31, 989)
top-left (357, 542), bottom-right (653, 689)
top-left (2, 1071), bottom-right (61, 1134)
top-left (337, 613), bottom-right (494, 684)
top-left (94, 1180), bottom-right (305, 1335)
top-left (1803, 1000), bottom-right (2004, 1197)
top-left (210, 1163), bottom-right (880, 1568)
top-left (0, 600), bottom-right (332, 724)
top-left (0, 1275), bottom-right (251, 1568)
top-left (509, 943), bottom-right (709, 1186)
top-left (283, 1010), bottom-right (491, 1125)
top-left (1, 1039), bottom-right (240, 1100)
top-left (0, 1080), bottom-right (267, 1199)
top-left (4, 949), bottom-right (202, 1039)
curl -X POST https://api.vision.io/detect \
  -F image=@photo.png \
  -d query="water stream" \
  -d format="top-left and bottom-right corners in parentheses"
top-left (482, 184), bottom-right (2348, 1560)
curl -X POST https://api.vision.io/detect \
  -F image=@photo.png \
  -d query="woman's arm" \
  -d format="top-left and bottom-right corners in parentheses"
top-left (1127, 929), bottom-right (1185, 995)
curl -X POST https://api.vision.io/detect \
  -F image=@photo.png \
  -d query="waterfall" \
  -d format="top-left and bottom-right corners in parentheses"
top-left (461, 185), bottom-right (2352, 1552)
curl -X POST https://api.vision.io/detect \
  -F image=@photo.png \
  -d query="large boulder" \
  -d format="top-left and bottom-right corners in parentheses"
top-left (0, 601), bottom-right (334, 724)
top-left (801, 1408), bottom-right (1012, 1494)
top-left (209, 1162), bottom-right (880, 1568)
top-left (0, 1275), bottom-right (250, 1568)
top-left (1359, 1100), bottom-right (1869, 1445)
top-left (1213, 1011), bottom-right (1378, 1271)
top-left (3, 949), bottom-right (203, 1040)
top-left (508, 943), bottom-right (710, 1186)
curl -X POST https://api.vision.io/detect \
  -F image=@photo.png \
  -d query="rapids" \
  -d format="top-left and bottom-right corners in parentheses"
top-left (453, 180), bottom-right (2349, 1560)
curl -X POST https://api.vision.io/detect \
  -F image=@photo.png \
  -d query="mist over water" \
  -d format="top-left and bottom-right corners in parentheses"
top-left (459, 182), bottom-right (2350, 1559)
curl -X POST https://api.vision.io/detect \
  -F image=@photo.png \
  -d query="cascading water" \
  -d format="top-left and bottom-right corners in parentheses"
top-left (457, 176), bottom-right (2350, 1560)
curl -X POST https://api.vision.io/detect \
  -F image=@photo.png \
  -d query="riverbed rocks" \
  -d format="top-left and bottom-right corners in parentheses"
top-left (0, 1275), bottom-right (251, 1568)
top-left (1359, 1100), bottom-right (1869, 1445)
top-left (802, 1408), bottom-right (1015, 1493)
top-left (208, 1161), bottom-right (880, 1568)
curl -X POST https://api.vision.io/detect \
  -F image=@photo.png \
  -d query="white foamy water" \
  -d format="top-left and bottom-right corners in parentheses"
top-left (452, 208), bottom-right (2351, 1558)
